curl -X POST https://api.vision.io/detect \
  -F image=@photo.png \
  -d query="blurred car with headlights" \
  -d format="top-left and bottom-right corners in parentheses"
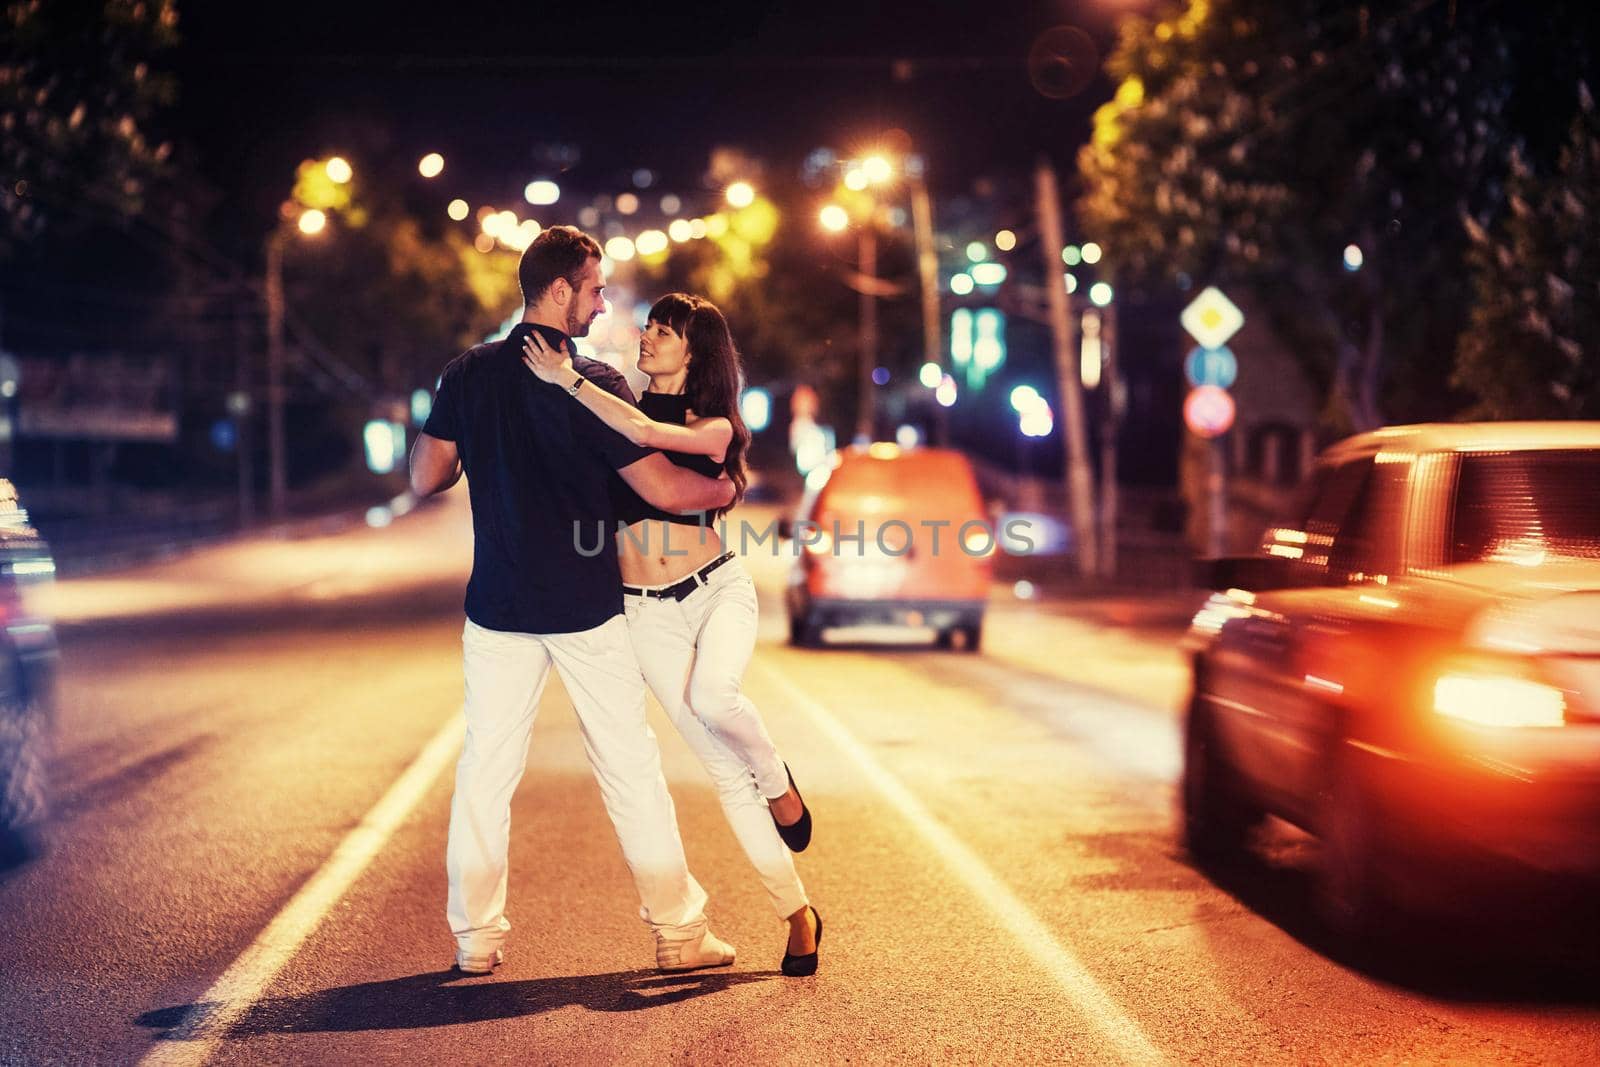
top-left (0, 479), bottom-right (58, 869)
top-left (1183, 422), bottom-right (1600, 939)
top-left (783, 444), bottom-right (994, 649)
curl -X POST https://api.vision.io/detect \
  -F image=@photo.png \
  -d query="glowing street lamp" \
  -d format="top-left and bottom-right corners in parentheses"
top-left (418, 152), bottom-right (444, 178)
top-left (524, 180), bottom-right (560, 206)
top-left (725, 181), bottom-right (755, 208)
top-left (819, 204), bottom-right (849, 233)
top-left (635, 229), bottom-right (669, 256)
top-left (296, 209), bottom-right (327, 236)
top-left (324, 156), bottom-right (352, 184)
top-left (447, 198), bottom-right (469, 221)
top-left (862, 154), bottom-right (894, 185)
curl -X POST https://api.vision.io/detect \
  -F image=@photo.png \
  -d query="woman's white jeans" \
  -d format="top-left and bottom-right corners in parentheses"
top-left (625, 557), bottom-right (808, 920)
top-left (447, 615), bottom-right (709, 956)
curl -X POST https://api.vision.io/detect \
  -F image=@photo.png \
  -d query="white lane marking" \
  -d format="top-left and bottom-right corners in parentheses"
top-left (756, 660), bottom-right (1166, 1065)
top-left (140, 712), bottom-right (466, 1067)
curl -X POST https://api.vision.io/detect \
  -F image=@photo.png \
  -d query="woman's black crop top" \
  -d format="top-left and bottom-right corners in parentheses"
top-left (612, 391), bottom-right (724, 527)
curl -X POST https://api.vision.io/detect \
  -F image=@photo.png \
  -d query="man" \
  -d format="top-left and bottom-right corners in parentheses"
top-left (410, 225), bottom-right (736, 976)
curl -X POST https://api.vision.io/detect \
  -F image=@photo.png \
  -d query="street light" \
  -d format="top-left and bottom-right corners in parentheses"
top-left (266, 158), bottom-right (352, 520)
top-left (524, 180), bottom-right (560, 206)
top-left (819, 204), bottom-right (849, 232)
top-left (418, 153), bottom-right (444, 178)
top-left (725, 181), bottom-right (755, 208)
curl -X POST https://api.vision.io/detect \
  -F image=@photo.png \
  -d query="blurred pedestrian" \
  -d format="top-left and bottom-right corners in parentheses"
top-left (523, 292), bottom-right (822, 977)
top-left (410, 228), bottom-right (739, 976)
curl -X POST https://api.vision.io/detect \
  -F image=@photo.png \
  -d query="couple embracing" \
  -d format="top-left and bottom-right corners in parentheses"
top-left (409, 225), bottom-right (821, 980)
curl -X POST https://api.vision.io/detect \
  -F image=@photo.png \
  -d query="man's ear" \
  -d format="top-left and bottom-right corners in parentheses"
top-left (549, 278), bottom-right (570, 306)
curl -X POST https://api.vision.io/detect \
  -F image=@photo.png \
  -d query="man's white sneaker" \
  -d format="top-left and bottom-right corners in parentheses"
top-left (655, 927), bottom-right (736, 972)
top-left (454, 947), bottom-right (504, 975)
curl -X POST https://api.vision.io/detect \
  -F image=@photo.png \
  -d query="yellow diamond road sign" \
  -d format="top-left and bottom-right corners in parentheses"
top-left (1180, 286), bottom-right (1245, 349)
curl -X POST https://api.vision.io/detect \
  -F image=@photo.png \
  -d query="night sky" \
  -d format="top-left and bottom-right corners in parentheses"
top-left (170, 0), bottom-right (1122, 246)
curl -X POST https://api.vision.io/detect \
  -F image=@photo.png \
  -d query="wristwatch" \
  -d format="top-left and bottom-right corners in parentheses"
top-left (567, 375), bottom-right (585, 397)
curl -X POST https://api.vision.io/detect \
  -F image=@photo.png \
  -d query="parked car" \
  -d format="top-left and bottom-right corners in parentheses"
top-left (0, 480), bottom-right (58, 869)
top-left (1183, 422), bottom-right (1600, 940)
top-left (784, 444), bottom-right (993, 649)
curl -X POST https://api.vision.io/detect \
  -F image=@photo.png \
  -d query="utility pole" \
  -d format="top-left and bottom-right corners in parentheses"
top-left (232, 293), bottom-right (255, 529)
top-left (1098, 299), bottom-right (1120, 580)
top-left (264, 231), bottom-right (287, 521)
top-left (1034, 159), bottom-right (1098, 579)
top-left (1207, 439), bottom-right (1228, 557)
top-left (910, 177), bottom-right (944, 444)
top-left (855, 226), bottom-right (878, 443)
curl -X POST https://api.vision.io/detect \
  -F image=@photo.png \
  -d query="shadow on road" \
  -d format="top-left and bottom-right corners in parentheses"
top-left (1191, 826), bottom-right (1600, 1007)
top-left (138, 967), bottom-right (782, 1037)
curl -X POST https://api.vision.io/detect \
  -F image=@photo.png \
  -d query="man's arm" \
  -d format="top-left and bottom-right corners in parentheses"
top-left (409, 432), bottom-right (462, 497)
top-left (617, 453), bottom-right (735, 514)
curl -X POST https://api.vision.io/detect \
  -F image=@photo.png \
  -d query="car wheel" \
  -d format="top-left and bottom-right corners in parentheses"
top-left (0, 695), bottom-right (50, 871)
top-left (1181, 691), bottom-right (1257, 866)
top-left (789, 613), bottom-right (820, 648)
top-left (1314, 744), bottom-right (1396, 945)
top-left (959, 622), bottom-right (982, 653)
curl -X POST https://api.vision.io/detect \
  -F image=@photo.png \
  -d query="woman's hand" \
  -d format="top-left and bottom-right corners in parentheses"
top-left (521, 332), bottom-right (573, 384)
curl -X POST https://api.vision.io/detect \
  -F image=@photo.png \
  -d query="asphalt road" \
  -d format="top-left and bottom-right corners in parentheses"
top-left (2, 490), bottom-right (1597, 1065)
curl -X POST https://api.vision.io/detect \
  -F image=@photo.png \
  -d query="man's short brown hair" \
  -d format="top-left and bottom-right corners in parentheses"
top-left (518, 226), bottom-right (603, 305)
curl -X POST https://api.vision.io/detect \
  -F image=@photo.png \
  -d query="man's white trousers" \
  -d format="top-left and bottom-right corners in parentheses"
top-left (446, 615), bottom-right (708, 955)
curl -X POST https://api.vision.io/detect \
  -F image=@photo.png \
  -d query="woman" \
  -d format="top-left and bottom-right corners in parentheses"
top-left (522, 293), bottom-right (822, 976)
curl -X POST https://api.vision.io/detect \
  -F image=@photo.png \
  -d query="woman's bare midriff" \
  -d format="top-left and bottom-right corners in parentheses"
top-left (617, 519), bottom-right (726, 586)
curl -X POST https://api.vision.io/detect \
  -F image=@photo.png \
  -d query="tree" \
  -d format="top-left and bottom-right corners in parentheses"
top-left (1453, 86), bottom-right (1600, 419)
top-left (1078, 0), bottom-right (1512, 432)
top-left (282, 208), bottom-right (519, 397)
top-left (0, 0), bottom-right (181, 253)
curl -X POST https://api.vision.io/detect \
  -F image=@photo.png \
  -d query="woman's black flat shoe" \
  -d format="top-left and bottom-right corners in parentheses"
top-left (770, 763), bottom-right (812, 853)
top-left (781, 906), bottom-right (822, 977)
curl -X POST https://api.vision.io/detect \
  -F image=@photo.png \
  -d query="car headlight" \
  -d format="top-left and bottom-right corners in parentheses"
top-left (1433, 661), bottom-right (1566, 729)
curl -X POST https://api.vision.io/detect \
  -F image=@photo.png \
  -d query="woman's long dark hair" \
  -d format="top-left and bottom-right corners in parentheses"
top-left (648, 292), bottom-right (751, 518)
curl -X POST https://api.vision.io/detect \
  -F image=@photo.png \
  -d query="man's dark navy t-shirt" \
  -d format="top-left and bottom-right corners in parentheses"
top-left (421, 322), bottom-right (653, 634)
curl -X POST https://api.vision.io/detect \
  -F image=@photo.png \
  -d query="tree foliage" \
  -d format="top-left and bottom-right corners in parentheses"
top-left (283, 215), bottom-right (517, 397)
top-left (1453, 86), bottom-right (1600, 419)
top-left (1, 0), bottom-right (181, 252)
top-left (1078, 0), bottom-right (1511, 431)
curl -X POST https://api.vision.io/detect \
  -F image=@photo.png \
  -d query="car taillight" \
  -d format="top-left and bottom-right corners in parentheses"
top-left (1433, 656), bottom-right (1566, 729)
top-left (961, 527), bottom-right (996, 557)
top-left (804, 531), bottom-right (833, 556)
